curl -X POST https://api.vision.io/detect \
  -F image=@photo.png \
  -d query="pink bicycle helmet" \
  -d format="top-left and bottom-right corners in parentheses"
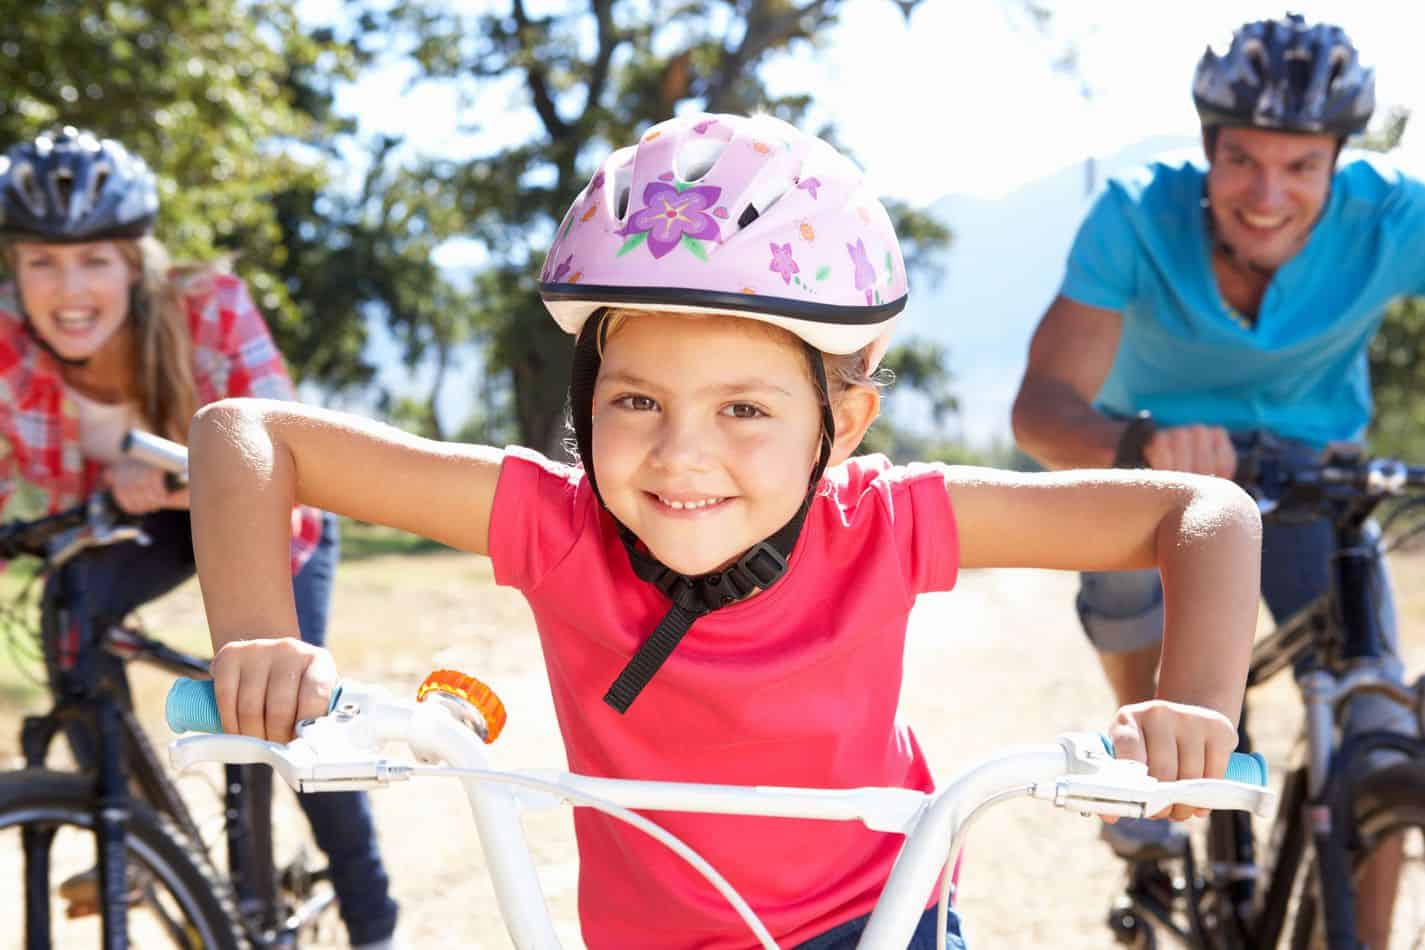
top-left (540, 112), bottom-right (908, 370)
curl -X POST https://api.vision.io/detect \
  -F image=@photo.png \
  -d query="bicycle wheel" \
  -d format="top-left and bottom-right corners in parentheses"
top-left (0, 768), bottom-right (246, 950)
top-left (1349, 759), bottom-right (1425, 949)
top-left (1291, 759), bottom-right (1425, 950)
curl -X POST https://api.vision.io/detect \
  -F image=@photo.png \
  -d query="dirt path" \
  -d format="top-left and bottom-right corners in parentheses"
top-left (5, 549), bottom-right (1423, 948)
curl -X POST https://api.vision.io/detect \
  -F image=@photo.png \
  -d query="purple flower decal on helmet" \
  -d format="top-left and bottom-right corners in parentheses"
top-left (797, 177), bottom-right (822, 199)
top-left (847, 238), bottom-right (876, 304)
top-left (552, 254), bottom-right (574, 282)
top-left (768, 243), bottom-right (799, 284)
top-left (622, 182), bottom-right (723, 259)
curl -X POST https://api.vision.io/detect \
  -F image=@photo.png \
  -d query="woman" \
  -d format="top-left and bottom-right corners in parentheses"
top-left (0, 127), bottom-right (399, 949)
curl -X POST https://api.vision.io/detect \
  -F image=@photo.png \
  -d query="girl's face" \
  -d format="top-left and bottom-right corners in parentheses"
top-left (12, 240), bottom-right (134, 360)
top-left (592, 313), bottom-right (825, 576)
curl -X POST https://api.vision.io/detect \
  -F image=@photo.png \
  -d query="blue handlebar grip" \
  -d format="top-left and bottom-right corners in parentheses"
top-left (1223, 751), bottom-right (1269, 787)
top-left (166, 679), bottom-right (224, 734)
top-left (1099, 735), bottom-right (1268, 787)
top-left (165, 678), bottom-right (342, 734)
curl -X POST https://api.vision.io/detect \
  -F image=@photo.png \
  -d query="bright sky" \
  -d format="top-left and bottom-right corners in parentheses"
top-left (307, 0), bottom-right (1425, 205)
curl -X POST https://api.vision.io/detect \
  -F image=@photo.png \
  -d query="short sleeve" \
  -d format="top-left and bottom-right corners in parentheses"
top-left (897, 462), bottom-right (959, 596)
top-left (1060, 184), bottom-right (1139, 313)
top-left (825, 456), bottom-right (958, 598)
top-left (487, 445), bottom-right (591, 592)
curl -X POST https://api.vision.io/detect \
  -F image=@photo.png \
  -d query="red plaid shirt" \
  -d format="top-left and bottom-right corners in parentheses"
top-left (0, 272), bottom-right (322, 575)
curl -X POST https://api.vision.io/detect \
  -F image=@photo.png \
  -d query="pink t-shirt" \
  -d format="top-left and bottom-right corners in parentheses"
top-left (489, 446), bottom-right (959, 949)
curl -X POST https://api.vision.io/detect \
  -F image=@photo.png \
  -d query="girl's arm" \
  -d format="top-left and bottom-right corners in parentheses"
top-left (189, 398), bottom-right (504, 738)
top-left (945, 466), bottom-right (1260, 815)
top-left (947, 465), bottom-right (1260, 716)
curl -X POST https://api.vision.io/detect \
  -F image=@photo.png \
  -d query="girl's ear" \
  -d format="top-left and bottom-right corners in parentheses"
top-left (827, 384), bottom-right (880, 466)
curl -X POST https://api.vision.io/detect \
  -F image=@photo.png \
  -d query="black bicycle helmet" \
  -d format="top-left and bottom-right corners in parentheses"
top-left (1192, 13), bottom-right (1374, 137)
top-left (0, 127), bottom-right (158, 242)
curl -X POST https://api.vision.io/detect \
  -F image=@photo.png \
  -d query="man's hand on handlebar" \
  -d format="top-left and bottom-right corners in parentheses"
top-left (1140, 424), bottom-right (1237, 479)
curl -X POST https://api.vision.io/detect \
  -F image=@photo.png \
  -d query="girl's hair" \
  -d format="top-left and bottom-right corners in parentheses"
top-left (2, 236), bottom-right (202, 442)
top-left (599, 307), bottom-right (892, 400)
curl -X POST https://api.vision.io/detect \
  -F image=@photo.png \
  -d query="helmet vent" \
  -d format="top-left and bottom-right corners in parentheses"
top-left (51, 168), bottom-right (75, 215)
top-left (11, 163), bottom-right (45, 216)
top-left (615, 185), bottom-right (631, 219)
top-left (737, 204), bottom-right (759, 229)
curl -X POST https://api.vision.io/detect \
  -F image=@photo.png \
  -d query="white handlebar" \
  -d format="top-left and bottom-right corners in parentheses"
top-left (169, 681), bottom-right (1275, 950)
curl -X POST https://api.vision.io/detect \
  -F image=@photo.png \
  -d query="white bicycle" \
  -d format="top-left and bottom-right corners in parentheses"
top-left (166, 671), bottom-right (1275, 950)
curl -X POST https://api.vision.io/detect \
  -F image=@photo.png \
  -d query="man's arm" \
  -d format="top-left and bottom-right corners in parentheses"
top-left (1011, 294), bottom-right (1127, 470)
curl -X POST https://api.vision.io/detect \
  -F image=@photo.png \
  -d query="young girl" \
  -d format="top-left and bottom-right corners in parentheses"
top-left (0, 127), bottom-right (399, 948)
top-left (190, 113), bottom-right (1261, 949)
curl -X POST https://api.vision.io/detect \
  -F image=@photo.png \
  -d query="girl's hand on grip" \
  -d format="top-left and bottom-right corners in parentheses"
top-left (1108, 699), bottom-right (1238, 821)
top-left (209, 638), bottom-right (338, 743)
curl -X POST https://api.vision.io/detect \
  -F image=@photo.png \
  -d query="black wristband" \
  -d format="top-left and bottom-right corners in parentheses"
top-left (1112, 411), bottom-right (1156, 469)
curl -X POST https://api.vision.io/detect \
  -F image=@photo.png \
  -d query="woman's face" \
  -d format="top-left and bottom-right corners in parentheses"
top-left (12, 240), bottom-right (134, 360)
top-left (591, 312), bottom-right (824, 576)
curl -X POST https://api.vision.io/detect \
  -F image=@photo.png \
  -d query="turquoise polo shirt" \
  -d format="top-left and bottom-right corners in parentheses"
top-left (1060, 154), bottom-right (1425, 447)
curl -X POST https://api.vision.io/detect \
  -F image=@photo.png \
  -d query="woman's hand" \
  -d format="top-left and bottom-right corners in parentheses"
top-left (1108, 699), bottom-right (1239, 821)
top-left (105, 459), bottom-right (187, 513)
top-left (209, 638), bottom-right (338, 742)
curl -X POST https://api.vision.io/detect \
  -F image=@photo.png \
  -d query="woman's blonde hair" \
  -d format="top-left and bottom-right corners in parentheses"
top-left (115, 237), bottom-right (202, 443)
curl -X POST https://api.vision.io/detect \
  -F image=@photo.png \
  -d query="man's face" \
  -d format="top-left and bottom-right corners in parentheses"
top-left (1205, 126), bottom-right (1338, 272)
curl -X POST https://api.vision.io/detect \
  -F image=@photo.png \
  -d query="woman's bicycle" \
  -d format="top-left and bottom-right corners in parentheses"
top-left (1106, 449), bottom-right (1425, 949)
top-left (0, 431), bottom-right (334, 950)
top-left (166, 669), bottom-right (1274, 950)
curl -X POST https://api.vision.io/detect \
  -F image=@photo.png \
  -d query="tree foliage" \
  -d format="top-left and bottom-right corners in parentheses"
top-left (357, 0), bottom-right (949, 454)
top-left (0, 0), bottom-right (372, 390)
top-left (1357, 108), bottom-right (1425, 460)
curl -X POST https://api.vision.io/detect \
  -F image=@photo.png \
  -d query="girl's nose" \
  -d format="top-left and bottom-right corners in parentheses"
top-left (649, 414), bottom-right (710, 471)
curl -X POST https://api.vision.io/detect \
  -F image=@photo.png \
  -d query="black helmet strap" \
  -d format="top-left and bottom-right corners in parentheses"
top-left (569, 309), bottom-right (835, 713)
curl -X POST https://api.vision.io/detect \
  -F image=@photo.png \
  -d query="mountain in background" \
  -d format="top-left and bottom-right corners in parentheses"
top-left (894, 133), bottom-right (1197, 446)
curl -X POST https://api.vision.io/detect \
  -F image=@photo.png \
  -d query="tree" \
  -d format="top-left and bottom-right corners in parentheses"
top-left (359, 0), bottom-right (949, 455)
top-left (0, 0), bottom-right (368, 390)
top-left (1357, 108), bottom-right (1425, 460)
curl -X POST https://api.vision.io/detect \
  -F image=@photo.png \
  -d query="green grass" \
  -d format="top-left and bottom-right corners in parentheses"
top-left (337, 518), bottom-right (451, 561)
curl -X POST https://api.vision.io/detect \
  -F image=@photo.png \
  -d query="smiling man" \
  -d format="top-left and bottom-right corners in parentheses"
top-left (1009, 14), bottom-right (1423, 926)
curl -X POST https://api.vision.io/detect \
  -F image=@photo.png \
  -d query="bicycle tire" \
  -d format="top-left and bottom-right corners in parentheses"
top-left (1290, 758), bottom-right (1425, 950)
top-left (0, 768), bottom-right (247, 950)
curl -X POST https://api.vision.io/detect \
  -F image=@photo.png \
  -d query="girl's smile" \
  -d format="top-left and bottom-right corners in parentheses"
top-left (591, 312), bottom-right (823, 576)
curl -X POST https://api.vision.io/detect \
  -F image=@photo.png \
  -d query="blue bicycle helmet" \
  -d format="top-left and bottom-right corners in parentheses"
top-left (1192, 14), bottom-right (1374, 137)
top-left (0, 127), bottom-right (158, 242)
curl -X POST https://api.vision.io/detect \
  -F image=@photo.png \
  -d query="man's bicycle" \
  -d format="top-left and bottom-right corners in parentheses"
top-left (1106, 450), bottom-right (1425, 949)
top-left (167, 669), bottom-right (1273, 950)
top-left (0, 431), bottom-right (334, 950)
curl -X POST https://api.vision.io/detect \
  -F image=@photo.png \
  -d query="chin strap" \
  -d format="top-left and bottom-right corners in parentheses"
top-left (602, 500), bottom-right (808, 713)
top-left (570, 309), bottom-right (834, 714)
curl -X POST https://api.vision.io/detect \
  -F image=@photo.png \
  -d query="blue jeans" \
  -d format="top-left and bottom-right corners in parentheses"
top-left (46, 509), bottom-right (399, 945)
top-left (795, 906), bottom-right (968, 949)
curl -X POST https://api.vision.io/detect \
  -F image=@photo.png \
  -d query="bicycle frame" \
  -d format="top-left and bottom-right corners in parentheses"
top-left (1113, 453), bottom-right (1425, 949)
top-left (8, 431), bottom-right (328, 949)
top-left (170, 677), bottom-right (1275, 950)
